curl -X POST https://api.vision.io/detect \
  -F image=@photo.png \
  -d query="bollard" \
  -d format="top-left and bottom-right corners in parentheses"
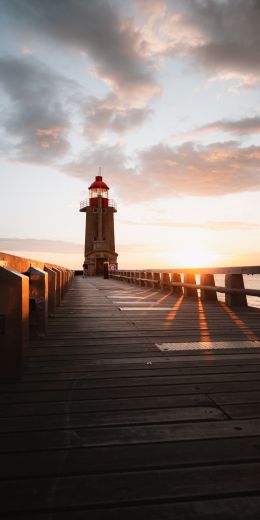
top-left (153, 272), bottom-right (160, 289)
top-left (62, 270), bottom-right (66, 294)
top-left (0, 268), bottom-right (29, 379)
top-left (172, 273), bottom-right (183, 295)
top-left (225, 274), bottom-right (247, 307)
top-left (67, 270), bottom-right (72, 287)
top-left (140, 271), bottom-right (146, 287)
top-left (145, 272), bottom-right (153, 287)
top-left (26, 266), bottom-right (48, 337)
top-left (200, 273), bottom-right (217, 301)
top-left (161, 272), bottom-right (171, 291)
top-left (53, 268), bottom-right (62, 306)
top-left (44, 267), bottom-right (57, 315)
top-left (134, 272), bottom-right (140, 285)
top-left (184, 273), bottom-right (198, 297)
top-left (104, 262), bottom-right (109, 279)
top-left (64, 270), bottom-right (69, 293)
top-left (58, 269), bottom-right (64, 298)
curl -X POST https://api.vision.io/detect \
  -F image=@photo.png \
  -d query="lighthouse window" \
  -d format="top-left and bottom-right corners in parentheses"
top-left (93, 208), bottom-right (98, 213)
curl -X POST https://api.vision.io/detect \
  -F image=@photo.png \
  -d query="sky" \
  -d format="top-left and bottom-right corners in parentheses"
top-left (0, 0), bottom-right (260, 269)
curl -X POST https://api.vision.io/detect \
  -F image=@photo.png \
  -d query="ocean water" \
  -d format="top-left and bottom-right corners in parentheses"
top-left (195, 274), bottom-right (260, 309)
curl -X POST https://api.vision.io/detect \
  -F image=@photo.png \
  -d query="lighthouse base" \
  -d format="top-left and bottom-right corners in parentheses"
top-left (83, 251), bottom-right (118, 277)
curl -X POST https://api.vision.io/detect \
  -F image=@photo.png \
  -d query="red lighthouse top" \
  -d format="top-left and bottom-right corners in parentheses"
top-left (88, 172), bottom-right (109, 207)
top-left (88, 175), bottom-right (109, 190)
top-left (79, 171), bottom-right (116, 212)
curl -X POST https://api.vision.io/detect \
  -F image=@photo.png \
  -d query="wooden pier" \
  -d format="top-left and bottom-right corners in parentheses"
top-left (1, 275), bottom-right (260, 519)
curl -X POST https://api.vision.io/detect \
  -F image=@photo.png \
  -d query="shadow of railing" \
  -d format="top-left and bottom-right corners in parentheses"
top-left (109, 267), bottom-right (260, 345)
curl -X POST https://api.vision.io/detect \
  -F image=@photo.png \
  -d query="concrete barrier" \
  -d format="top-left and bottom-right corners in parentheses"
top-left (225, 274), bottom-right (247, 307)
top-left (183, 273), bottom-right (198, 297)
top-left (0, 253), bottom-right (74, 380)
top-left (25, 267), bottom-right (48, 337)
top-left (0, 268), bottom-right (29, 380)
top-left (53, 268), bottom-right (62, 306)
top-left (145, 272), bottom-right (153, 287)
top-left (161, 272), bottom-right (171, 291)
top-left (140, 271), bottom-right (146, 287)
top-left (44, 267), bottom-right (57, 315)
top-left (172, 273), bottom-right (183, 295)
top-left (153, 272), bottom-right (160, 289)
top-left (134, 272), bottom-right (140, 285)
top-left (200, 274), bottom-right (217, 302)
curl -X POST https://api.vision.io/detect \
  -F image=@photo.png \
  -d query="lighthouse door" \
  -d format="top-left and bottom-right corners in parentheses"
top-left (96, 258), bottom-right (106, 276)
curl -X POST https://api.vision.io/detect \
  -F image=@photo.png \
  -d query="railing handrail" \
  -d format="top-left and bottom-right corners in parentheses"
top-left (0, 251), bottom-right (72, 273)
top-left (109, 273), bottom-right (260, 297)
top-left (80, 199), bottom-right (117, 210)
top-left (108, 268), bottom-right (260, 303)
top-left (109, 266), bottom-right (260, 275)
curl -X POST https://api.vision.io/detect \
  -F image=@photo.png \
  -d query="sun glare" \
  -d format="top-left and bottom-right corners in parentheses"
top-left (169, 239), bottom-right (221, 268)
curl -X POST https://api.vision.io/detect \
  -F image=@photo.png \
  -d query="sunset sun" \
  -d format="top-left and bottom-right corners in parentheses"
top-left (173, 244), bottom-right (221, 268)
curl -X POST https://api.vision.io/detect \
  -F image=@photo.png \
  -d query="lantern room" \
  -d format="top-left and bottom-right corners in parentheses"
top-left (89, 175), bottom-right (109, 207)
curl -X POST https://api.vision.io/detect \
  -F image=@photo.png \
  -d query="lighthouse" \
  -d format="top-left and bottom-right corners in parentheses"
top-left (80, 171), bottom-right (118, 276)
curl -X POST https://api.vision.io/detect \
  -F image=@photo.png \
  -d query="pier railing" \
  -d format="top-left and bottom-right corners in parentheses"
top-left (0, 252), bottom-right (74, 380)
top-left (108, 266), bottom-right (260, 307)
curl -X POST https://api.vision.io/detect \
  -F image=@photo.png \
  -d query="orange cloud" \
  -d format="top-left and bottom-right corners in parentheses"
top-left (65, 140), bottom-right (260, 201)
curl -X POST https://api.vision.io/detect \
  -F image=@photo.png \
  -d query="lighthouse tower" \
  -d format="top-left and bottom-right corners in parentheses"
top-left (80, 170), bottom-right (118, 276)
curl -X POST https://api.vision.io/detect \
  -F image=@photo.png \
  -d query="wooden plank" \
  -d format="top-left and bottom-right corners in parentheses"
top-left (2, 462), bottom-right (260, 513)
top-left (1, 372), bottom-right (260, 398)
top-left (2, 370), bottom-right (260, 393)
top-left (219, 403), bottom-right (260, 419)
top-left (0, 436), bottom-right (259, 479)
top-left (11, 496), bottom-right (260, 520)
top-left (0, 394), bottom-right (212, 417)
top-left (2, 380), bottom-right (260, 404)
top-left (0, 405), bottom-right (226, 433)
top-left (212, 391), bottom-right (260, 405)
top-left (1, 418), bottom-right (260, 452)
top-left (19, 363), bottom-right (260, 381)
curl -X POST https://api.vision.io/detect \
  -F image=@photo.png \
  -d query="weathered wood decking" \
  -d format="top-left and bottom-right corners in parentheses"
top-left (1, 276), bottom-right (260, 519)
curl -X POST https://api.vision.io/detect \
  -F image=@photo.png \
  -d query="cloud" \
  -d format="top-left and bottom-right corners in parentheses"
top-left (0, 54), bottom-right (151, 158)
top-left (205, 221), bottom-right (260, 231)
top-left (83, 94), bottom-right (152, 142)
top-left (135, 0), bottom-right (260, 87)
top-left (3, 0), bottom-right (159, 102)
top-left (184, 0), bottom-right (260, 76)
top-left (119, 219), bottom-right (260, 231)
top-left (135, 0), bottom-right (203, 56)
top-left (138, 141), bottom-right (260, 198)
top-left (64, 142), bottom-right (136, 189)
top-left (0, 238), bottom-right (83, 254)
top-left (1, 1), bottom-right (160, 144)
top-left (178, 116), bottom-right (260, 140)
top-left (0, 56), bottom-right (79, 163)
top-left (65, 140), bottom-right (260, 200)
